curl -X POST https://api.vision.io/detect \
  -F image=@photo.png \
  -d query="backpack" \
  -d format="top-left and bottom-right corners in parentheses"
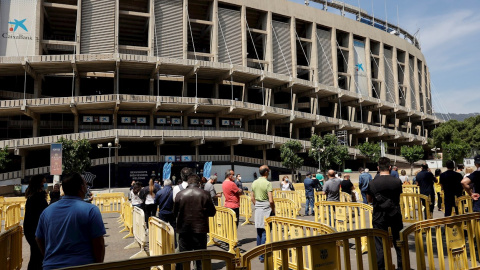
top-left (370, 183), bottom-right (400, 217)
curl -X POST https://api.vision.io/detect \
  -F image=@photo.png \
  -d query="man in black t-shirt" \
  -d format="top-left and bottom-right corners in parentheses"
top-left (367, 157), bottom-right (403, 270)
top-left (461, 155), bottom-right (480, 212)
top-left (415, 164), bottom-right (436, 216)
top-left (440, 160), bottom-right (464, 216)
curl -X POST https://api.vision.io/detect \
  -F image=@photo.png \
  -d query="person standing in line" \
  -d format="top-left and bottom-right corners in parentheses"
top-left (399, 170), bottom-right (409, 184)
top-left (24, 175), bottom-right (49, 270)
top-left (461, 155), bottom-right (480, 213)
top-left (457, 164), bottom-right (466, 178)
top-left (390, 166), bottom-right (400, 178)
top-left (315, 170), bottom-right (325, 187)
top-left (49, 184), bottom-right (61, 204)
top-left (140, 179), bottom-right (159, 227)
top-left (440, 161), bottom-right (464, 216)
top-left (340, 174), bottom-right (356, 201)
top-left (154, 179), bottom-right (161, 190)
top-left (322, 170), bottom-right (342, 226)
top-left (358, 167), bottom-right (373, 204)
top-left (36, 173), bottom-right (105, 270)
top-left (222, 169), bottom-right (243, 227)
top-left (251, 165), bottom-right (275, 263)
top-left (303, 172), bottom-right (315, 216)
top-left (367, 157), bottom-right (403, 270)
top-left (204, 175), bottom-right (221, 205)
top-left (280, 176), bottom-right (294, 191)
top-left (130, 182), bottom-right (143, 208)
top-left (235, 174), bottom-right (243, 190)
top-left (415, 164), bottom-right (436, 217)
top-left (172, 167), bottom-right (193, 202)
top-left (154, 179), bottom-right (175, 228)
top-left (434, 169), bottom-right (443, 211)
top-left (174, 174), bottom-right (216, 270)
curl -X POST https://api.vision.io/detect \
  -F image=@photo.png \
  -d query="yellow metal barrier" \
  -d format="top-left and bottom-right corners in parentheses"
top-left (5, 204), bottom-right (21, 231)
top-left (314, 191), bottom-right (326, 204)
top-left (239, 228), bottom-right (394, 270)
top-left (273, 198), bottom-right (297, 219)
top-left (3, 197), bottom-right (26, 220)
top-left (273, 190), bottom-right (301, 215)
top-left (239, 195), bottom-right (253, 226)
top-left (265, 216), bottom-right (336, 270)
top-left (243, 190), bottom-right (251, 198)
top-left (400, 193), bottom-right (432, 223)
top-left (292, 183), bottom-right (306, 204)
top-left (398, 213), bottom-right (480, 270)
top-left (0, 225), bottom-right (23, 270)
top-left (455, 195), bottom-right (473, 215)
top-left (339, 191), bottom-right (353, 202)
top-left (207, 206), bottom-right (238, 254)
top-left (402, 185), bottom-right (420, 194)
top-left (216, 192), bottom-right (224, 207)
top-left (148, 217), bottom-right (175, 257)
top-left (92, 194), bottom-right (125, 214)
top-left (124, 206), bottom-right (148, 258)
top-left (119, 202), bottom-right (134, 239)
top-left (314, 201), bottom-right (373, 253)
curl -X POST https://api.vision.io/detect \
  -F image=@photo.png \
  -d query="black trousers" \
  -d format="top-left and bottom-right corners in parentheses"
top-left (231, 207), bottom-right (240, 228)
top-left (374, 225), bottom-right (402, 270)
top-left (176, 232), bottom-right (207, 270)
top-left (421, 192), bottom-right (435, 218)
top-left (144, 204), bottom-right (157, 228)
top-left (25, 234), bottom-right (43, 270)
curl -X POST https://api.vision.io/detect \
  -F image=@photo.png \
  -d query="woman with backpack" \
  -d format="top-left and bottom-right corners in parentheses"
top-left (281, 176), bottom-right (294, 191)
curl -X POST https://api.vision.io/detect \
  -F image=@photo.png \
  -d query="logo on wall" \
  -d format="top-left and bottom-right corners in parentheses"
top-left (355, 63), bottom-right (364, 72)
top-left (9, 19), bottom-right (28, 32)
top-left (2, 18), bottom-right (32, 40)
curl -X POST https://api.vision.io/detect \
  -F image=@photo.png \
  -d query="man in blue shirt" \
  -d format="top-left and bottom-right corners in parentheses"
top-left (155, 179), bottom-right (175, 227)
top-left (36, 173), bottom-right (105, 270)
top-left (390, 166), bottom-right (400, 178)
top-left (304, 172), bottom-right (316, 216)
top-left (358, 167), bottom-right (373, 204)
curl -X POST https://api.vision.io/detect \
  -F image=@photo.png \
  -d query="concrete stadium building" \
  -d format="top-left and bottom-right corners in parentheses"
top-left (0, 0), bottom-right (439, 187)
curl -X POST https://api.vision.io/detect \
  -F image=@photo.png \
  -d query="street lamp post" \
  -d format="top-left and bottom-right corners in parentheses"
top-left (98, 142), bottom-right (121, 193)
top-left (313, 147), bottom-right (325, 176)
top-left (431, 147), bottom-right (440, 168)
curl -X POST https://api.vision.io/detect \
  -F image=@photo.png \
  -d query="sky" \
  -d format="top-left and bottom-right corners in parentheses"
top-left (289, 0), bottom-right (480, 114)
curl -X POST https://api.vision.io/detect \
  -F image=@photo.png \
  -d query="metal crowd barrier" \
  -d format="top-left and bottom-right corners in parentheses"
top-left (402, 185), bottom-right (420, 194)
top-left (148, 217), bottom-right (175, 258)
top-left (273, 198), bottom-right (297, 219)
top-left (0, 225), bottom-right (23, 270)
top-left (273, 190), bottom-right (301, 215)
top-left (314, 191), bottom-right (326, 204)
top-left (124, 206), bottom-right (148, 258)
top-left (92, 193), bottom-right (126, 214)
top-left (207, 206), bottom-right (238, 254)
top-left (339, 191), bottom-right (353, 202)
top-left (314, 201), bottom-right (373, 253)
top-left (292, 184), bottom-right (306, 204)
top-left (399, 193), bottom-right (432, 223)
top-left (455, 195), bottom-right (473, 215)
top-left (216, 192), bottom-right (224, 207)
top-left (239, 195), bottom-right (253, 226)
top-left (119, 202), bottom-right (134, 239)
top-left (5, 204), bottom-right (21, 231)
top-left (3, 197), bottom-right (26, 220)
top-left (264, 216), bottom-right (336, 270)
top-left (398, 213), bottom-right (480, 270)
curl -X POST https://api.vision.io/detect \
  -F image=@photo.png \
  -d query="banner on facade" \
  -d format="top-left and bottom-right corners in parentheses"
top-left (50, 143), bottom-right (62, 175)
top-left (353, 40), bottom-right (369, 97)
top-left (0, 0), bottom-right (38, 56)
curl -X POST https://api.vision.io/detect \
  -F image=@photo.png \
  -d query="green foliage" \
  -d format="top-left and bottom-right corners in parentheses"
top-left (442, 140), bottom-right (471, 164)
top-left (401, 145), bottom-right (424, 175)
top-left (280, 140), bottom-right (304, 174)
top-left (309, 133), bottom-right (349, 172)
top-left (432, 115), bottom-right (480, 150)
top-left (357, 141), bottom-right (381, 163)
top-left (0, 146), bottom-right (11, 170)
top-left (58, 138), bottom-right (92, 174)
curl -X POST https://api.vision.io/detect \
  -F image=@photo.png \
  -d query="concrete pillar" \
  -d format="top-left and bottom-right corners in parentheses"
top-left (149, 79), bottom-right (154, 96)
top-left (215, 116), bottom-right (220, 129)
top-left (33, 117), bottom-right (39, 137)
top-left (263, 149), bottom-right (267, 164)
top-left (405, 54), bottom-right (412, 110)
top-left (113, 113), bottom-right (118, 129)
top-left (183, 115), bottom-right (188, 129)
top-left (214, 83), bottom-right (219, 99)
top-left (266, 12), bottom-right (273, 73)
top-left (182, 79), bottom-right (187, 97)
top-left (290, 17), bottom-right (297, 79)
top-left (211, 0), bottom-right (219, 62)
top-left (392, 48), bottom-right (399, 104)
top-left (241, 6), bottom-right (247, 67)
top-left (183, 0), bottom-right (188, 59)
top-left (148, 0), bottom-right (155, 56)
top-left (331, 28), bottom-right (338, 88)
top-left (421, 63), bottom-right (426, 112)
top-left (20, 151), bottom-right (26, 179)
top-left (156, 143), bottom-right (161, 162)
top-left (34, 79), bottom-right (42, 98)
top-left (75, 76), bottom-right (80, 96)
top-left (195, 145), bottom-right (199, 162)
top-left (74, 114), bottom-right (79, 133)
top-left (348, 32), bottom-right (355, 92)
top-left (149, 113), bottom-right (154, 129)
top-left (230, 145), bottom-right (234, 163)
top-left (367, 111), bottom-right (372, 123)
top-left (379, 43), bottom-right (386, 101)
top-left (114, 148), bottom-right (119, 164)
top-left (413, 56), bottom-right (420, 112)
top-left (311, 24), bottom-right (318, 84)
top-left (365, 38), bottom-right (373, 97)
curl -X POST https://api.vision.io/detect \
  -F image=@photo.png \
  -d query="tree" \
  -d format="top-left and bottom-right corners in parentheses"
top-left (356, 141), bottom-right (381, 168)
top-left (442, 140), bottom-right (471, 165)
top-left (400, 145), bottom-right (424, 176)
top-left (58, 138), bottom-right (92, 174)
top-left (280, 140), bottom-right (304, 182)
top-left (0, 146), bottom-right (11, 170)
top-left (432, 115), bottom-right (480, 150)
top-left (309, 133), bottom-right (349, 175)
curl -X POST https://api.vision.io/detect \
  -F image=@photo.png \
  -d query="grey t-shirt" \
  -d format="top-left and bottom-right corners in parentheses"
top-left (324, 178), bottom-right (342, 201)
top-left (204, 182), bottom-right (216, 199)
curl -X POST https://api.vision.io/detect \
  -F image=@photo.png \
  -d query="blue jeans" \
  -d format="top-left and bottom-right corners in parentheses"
top-left (257, 228), bottom-right (266, 261)
top-left (361, 191), bottom-right (368, 204)
top-left (305, 196), bottom-right (314, 215)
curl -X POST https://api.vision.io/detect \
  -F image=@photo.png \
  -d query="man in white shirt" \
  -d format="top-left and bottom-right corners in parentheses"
top-left (172, 167), bottom-right (193, 201)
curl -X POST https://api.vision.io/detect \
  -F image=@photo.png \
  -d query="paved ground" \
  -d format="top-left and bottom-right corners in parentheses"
top-left (20, 181), bottom-right (447, 270)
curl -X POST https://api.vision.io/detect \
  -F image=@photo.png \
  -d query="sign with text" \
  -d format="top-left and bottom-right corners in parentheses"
top-left (50, 143), bottom-right (62, 175)
top-left (310, 242), bottom-right (339, 270)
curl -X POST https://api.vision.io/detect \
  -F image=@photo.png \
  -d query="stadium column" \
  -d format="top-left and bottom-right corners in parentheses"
top-left (365, 38), bottom-right (373, 98)
top-left (266, 12), bottom-right (273, 73)
top-left (195, 145), bottom-right (200, 163)
top-left (114, 0), bottom-right (119, 53)
top-left (75, 0), bottom-right (82, 55)
top-left (183, 0), bottom-right (189, 59)
top-left (156, 142), bottom-right (161, 163)
top-left (290, 17), bottom-right (297, 80)
top-left (311, 23), bottom-right (318, 86)
top-left (413, 56), bottom-right (420, 113)
top-left (33, 79), bottom-right (42, 99)
top-left (263, 149), bottom-right (267, 165)
top-left (212, 0), bottom-right (219, 62)
top-left (35, 0), bottom-right (42, 55)
top-left (148, 0), bottom-right (155, 56)
top-left (392, 47), bottom-right (400, 105)
top-left (348, 32), bottom-right (355, 93)
top-left (330, 28), bottom-right (339, 88)
top-left (379, 43), bottom-right (386, 102)
top-left (421, 63), bottom-right (427, 114)
top-left (241, 5), bottom-right (247, 67)
top-left (230, 145), bottom-right (234, 163)
top-left (405, 52), bottom-right (412, 110)
top-left (19, 150), bottom-right (26, 180)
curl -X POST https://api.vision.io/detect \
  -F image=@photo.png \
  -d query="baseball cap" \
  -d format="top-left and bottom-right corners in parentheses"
top-left (474, 155), bottom-right (480, 165)
top-left (306, 172), bottom-right (312, 176)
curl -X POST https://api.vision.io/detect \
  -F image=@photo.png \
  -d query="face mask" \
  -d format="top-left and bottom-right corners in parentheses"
top-left (43, 183), bottom-right (48, 190)
top-left (238, 177), bottom-right (241, 180)
top-left (285, 178), bottom-right (288, 182)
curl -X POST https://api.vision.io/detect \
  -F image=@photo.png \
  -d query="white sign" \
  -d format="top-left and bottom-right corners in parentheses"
top-left (181, 155), bottom-right (192, 162)
top-left (0, 0), bottom-right (37, 56)
top-left (157, 118), bottom-right (166, 124)
top-left (190, 119), bottom-right (199, 125)
top-left (221, 120), bottom-right (230, 126)
top-left (121, 117), bottom-right (131, 123)
top-left (464, 159), bottom-right (474, 167)
top-left (83, 116), bottom-right (93, 123)
top-left (165, 156), bottom-right (175, 162)
top-left (137, 117), bottom-right (147, 124)
top-left (171, 118), bottom-right (181, 125)
top-left (204, 119), bottom-right (213, 125)
top-left (353, 40), bottom-right (369, 97)
top-left (99, 116), bottom-right (109, 123)
top-left (234, 120), bottom-right (242, 126)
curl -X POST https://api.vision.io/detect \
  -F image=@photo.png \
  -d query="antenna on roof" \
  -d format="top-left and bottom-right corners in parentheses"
top-left (384, 0), bottom-right (387, 31)
top-left (371, 0), bottom-right (375, 26)
top-left (357, 0), bottom-right (361, 19)
top-left (305, 0), bottom-right (309, 6)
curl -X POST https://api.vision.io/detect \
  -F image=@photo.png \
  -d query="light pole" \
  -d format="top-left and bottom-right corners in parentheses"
top-left (313, 147), bottom-right (325, 176)
top-left (98, 142), bottom-right (121, 193)
top-left (431, 147), bottom-right (440, 168)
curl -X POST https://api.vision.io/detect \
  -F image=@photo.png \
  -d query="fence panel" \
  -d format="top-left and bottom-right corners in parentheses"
top-left (273, 198), bottom-right (297, 219)
top-left (119, 202), bottom-right (134, 239)
top-left (314, 191), bottom-right (326, 204)
top-left (400, 193), bottom-right (431, 223)
top-left (456, 195), bottom-right (473, 215)
top-left (339, 191), bottom-right (353, 202)
top-left (402, 185), bottom-right (420, 194)
top-left (148, 217), bottom-right (175, 256)
top-left (398, 213), bottom-right (480, 270)
top-left (273, 190), bottom-right (301, 215)
top-left (265, 216), bottom-right (336, 270)
top-left (239, 195), bottom-right (253, 226)
top-left (3, 197), bottom-right (26, 220)
top-left (0, 225), bottom-right (23, 270)
top-left (314, 201), bottom-right (373, 253)
top-left (207, 206), bottom-right (238, 253)
top-left (5, 204), bottom-right (21, 231)
top-left (293, 184), bottom-right (306, 204)
top-left (124, 206), bottom-right (148, 258)
top-left (92, 194), bottom-right (125, 214)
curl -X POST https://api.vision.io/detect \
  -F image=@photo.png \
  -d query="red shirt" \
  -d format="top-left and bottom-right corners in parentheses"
top-left (222, 179), bottom-right (240, 209)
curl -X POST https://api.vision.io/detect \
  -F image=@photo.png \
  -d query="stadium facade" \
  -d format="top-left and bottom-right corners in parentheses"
top-left (0, 0), bottom-right (439, 186)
